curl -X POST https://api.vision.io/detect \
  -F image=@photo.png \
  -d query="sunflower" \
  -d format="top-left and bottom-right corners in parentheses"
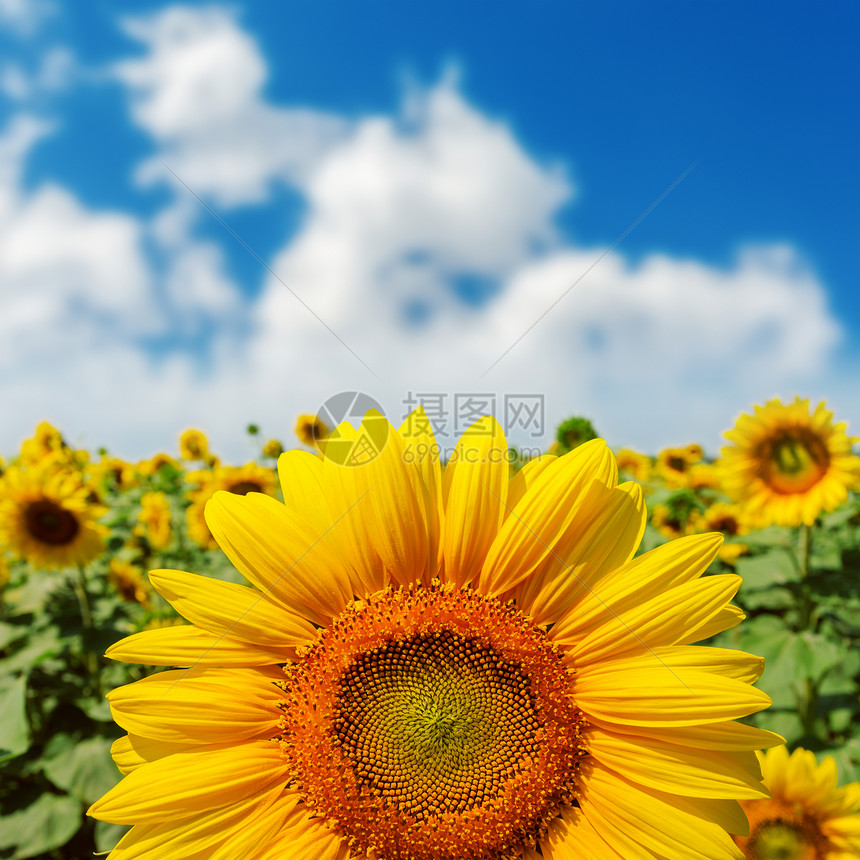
top-left (137, 453), bottom-right (181, 478)
top-left (90, 456), bottom-right (139, 492)
top-left (109, 560), bottom-right (153, 609)
top-left (721, 398), bottom-right (859, 528)
top-left (657, 445), bottom-right (703, 489)
top-left (179, 429), bottom-right (210, 462)
top-left (19, 420), bottom-right (66, 466)
top-left (134, 492), bottom-right (173, 551)
top-left (0, 463), bottom-right (108, 569)
top-left (702, 503), bottom-right (750, 539)
top-left (262, 438), bottom-right (284, 459)
top-left (92, 411), bottom-right (778, 859)
top-left (734, 745), bottom-right (860, 859)
top-left (295, 412), bottom-right (330, 448)
top-left (615, 448), bottom-right (653, 483)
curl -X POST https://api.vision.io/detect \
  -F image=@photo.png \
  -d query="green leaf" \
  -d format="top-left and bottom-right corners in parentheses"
top-left (0, 793), bottom-right (81, 858)
top-left (0, 675), bottom-right (29, 763)
top-left (42, 735), bottom-right (121, 804)
top-left (736, 550), bottom-right (799, 591)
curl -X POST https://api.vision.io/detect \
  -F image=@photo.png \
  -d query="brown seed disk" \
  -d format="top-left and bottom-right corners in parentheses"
top-left (278, 582), bottom-right (589, 860)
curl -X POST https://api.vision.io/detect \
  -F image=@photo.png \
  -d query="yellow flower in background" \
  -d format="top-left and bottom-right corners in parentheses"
top-left (89, 455), bottom-right (138, 492)
top-left (718, 543), bottom-right (749, 568)
top-left (261, 438), bottom-right (283, 459)
top-left (136, 453), bottom-right (180, 478)
top-left (179, 428), bottom-right (209, 462)
top-left (134, 492), bottom-right (172, 550)
top-left (294, 412), bottom-right (329, 447)
top-left (721, 397), bottom-right (859, 527)
top-left (702, 502), bottom-right (750, 538)
top-left (109, 559), bottom-right (152, 609)
top-left (19, 421), bottom-right (66, 466)
top-left (734, 745), bottom-right (860, 859)
top-left (0, 464), bottom-right (108, 569)
top-left (689, 462), bottom-right (722, 491)
top-left (615, 447), bottom-right (652, 482)
top-left (656, 444), bottom-right (703, 488)
top-left (92, 411), bottom-right (776, 859)
top-left (185, 498), bottom-right (217, 550)
top-left (185, 463), bottom-right (278, 549)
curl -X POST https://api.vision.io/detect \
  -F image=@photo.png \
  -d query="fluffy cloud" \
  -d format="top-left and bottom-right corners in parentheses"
top-left (0, 4), bottom-right (849, 461)
top-left (115, 5), bottom-right (348, 206)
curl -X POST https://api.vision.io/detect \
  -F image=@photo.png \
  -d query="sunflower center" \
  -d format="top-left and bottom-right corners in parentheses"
top-left (24, 500), bottom-right (80, 546)
top-left (760, 431), bottom-right (829, 494)
top-left (278, 584), bottom-right (588, 860)
top-left (747, 820), bottom-right (820, 860)
top-left (227, 480), bottom-right (263, 495)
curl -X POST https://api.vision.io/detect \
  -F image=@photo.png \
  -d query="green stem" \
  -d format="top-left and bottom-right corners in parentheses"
top-left (74, 565), bottom-right (101, 698)
top-left (797, 523), bottom-right (814, 630)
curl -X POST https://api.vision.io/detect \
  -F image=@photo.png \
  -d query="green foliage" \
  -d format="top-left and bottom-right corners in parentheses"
top-left (554, 415), bottom-right (598, 453)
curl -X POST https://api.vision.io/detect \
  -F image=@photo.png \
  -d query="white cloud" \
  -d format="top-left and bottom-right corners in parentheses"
top-left (115, 5), bottom-right (349, 206)
top-left (0, 4), bottom-right (850, 462)
top-left (0, 0), bottom-right (55, 36)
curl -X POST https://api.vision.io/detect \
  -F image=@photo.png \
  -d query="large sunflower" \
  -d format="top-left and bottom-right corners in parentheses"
top-left (91, 412), bottom-right (778, 859)
top-left (720, 398), bottom-right (859, 528)
top-left (0, 463), bottom-right (107, 569)
top-left (734, 745), bottom-right (860, 859)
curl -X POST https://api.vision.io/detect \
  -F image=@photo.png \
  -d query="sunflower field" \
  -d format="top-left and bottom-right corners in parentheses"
top-left (0, 399), bottom-right (859, 859)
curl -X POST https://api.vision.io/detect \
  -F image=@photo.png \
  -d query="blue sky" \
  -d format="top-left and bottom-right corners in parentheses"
top-left (0, 1), bottom-right (857, 458)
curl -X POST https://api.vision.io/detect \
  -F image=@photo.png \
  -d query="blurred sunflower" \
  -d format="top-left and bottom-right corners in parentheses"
top-left (721, 398), bottom-right (859, 528)
top-left (295, 412), bottom-right (329, 448)
top-left (179, 429), bottom-right (210, 462)
top-left (734, 745), bottom-right (860, 859)
top-left (92, 411), bottom-right (777, 859)
top-left (19, 421), bottom-right (66, 466)
top-left (0, 464), bottom-right (108, 569)
top-left (186, 464), bottom-right (278, 549)
top-left (656, 444), bottom-right (703, 488)
top-left (134, 492), bottom-right (172, 551)
top-left (262, 438), bottom-right (284, 459)
top-left (90, 455), bottom-right (138, 492)
top-left (615, 447), bottom-right (652, 482)
top-left (702, 503), bottom-right (750, 539)
top-left (109, 559), bottom-right (152, 609)
top-left (137, 453), bottom-right (180, 478)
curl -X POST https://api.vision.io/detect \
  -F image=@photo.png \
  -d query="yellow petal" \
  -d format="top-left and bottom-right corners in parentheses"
top-left (540, 805), bottom-right (625, 859)
top-left (506, 454), bottom-right (556, 513)
top-left (678, 604), bottom-right (745, 644)
top-left (348, 412), bottom-right (428, 587)
top-left (107, 667), bottom-right (283, 745)
top-left (567, 575), bottom-right (742, 664)
top-left (442, 416), bottom-right (509, 588)
top-left (575, 666), bottom-right (771, 727)
top-left (587, 726), bottom-right (767, 799)
top-left (149, 569), bottom-right (315, 650)
top-left (205, 492), bottom-right (353, 625)
top-left (514, 480), bottom-right (645, 625)
top-left (277, 450), bottom-right (332, 535)
top-left (398, 407), bottom-right (444, 582)
top-left (586, 716), bottom-right (783, 752)
top-left (105, 625), bottom-right (287, 667)
top-left (111, 734), bottom-right (198, 775)
top-left (581, 767), bottom-right (744, 859)
top-left (88, 739), bottom-right (288, 824)
top-left (551, 532), bottom-right (723, 645)
top-left (584, 646), bottom-right (765, 685)
top-left (479, 439), bottom-right (617, 596)
top-left (256, 801), bottom-right (352, 860)
top-left (105, 782), bottom-right (289, 859)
